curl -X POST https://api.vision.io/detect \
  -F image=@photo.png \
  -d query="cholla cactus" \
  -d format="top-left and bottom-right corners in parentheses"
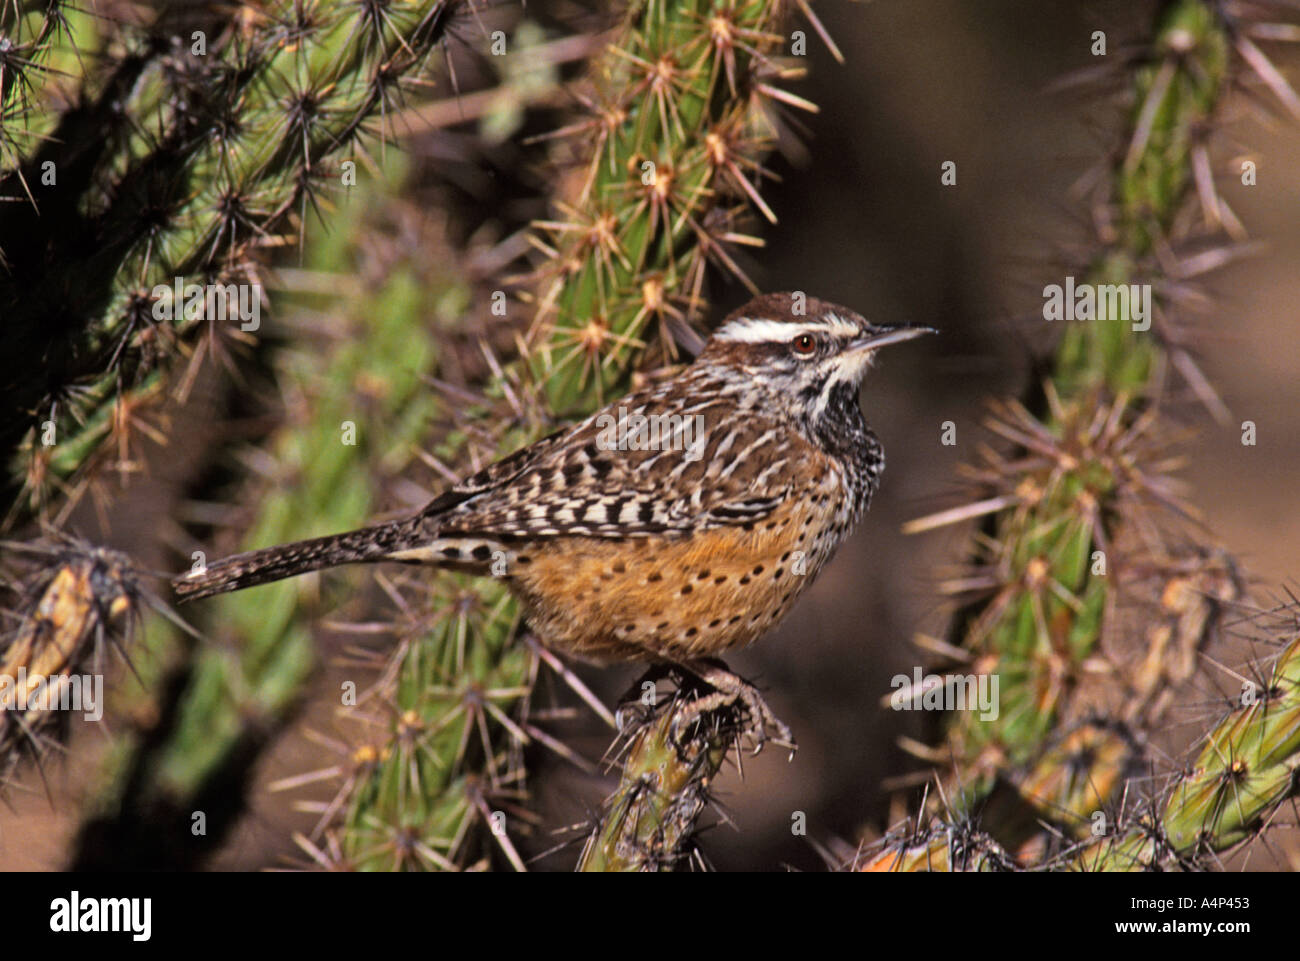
top-left (886, 0), bottom-right (1300, 870)
top-left (524, 0), bottom-right (833, 409)
top-left (0, 535), bottom-right (161, 787)
top-left (577, 672), bottom-right (752, 872)
top-left (854, 618), bottom-right (1300, 872)
top-left (70, 153), bottom-right (482, 868)
top-left (1, 0), bottom-right (480, 525)
top-left (1074, 632), bottom-right (1300, 869)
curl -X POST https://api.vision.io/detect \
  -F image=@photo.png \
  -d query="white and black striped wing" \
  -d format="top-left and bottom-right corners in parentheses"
top-left (422, 373), bottom-right (808, 541)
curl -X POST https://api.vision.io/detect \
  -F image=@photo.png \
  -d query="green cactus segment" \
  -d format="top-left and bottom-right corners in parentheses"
top-left (864, 631), bottom-right (1300, 872)
top-left (1056, 1), bottom-right (1227, 399)
top-left (1160, 636), bottom-right (1300, 853)
top-left (1071, 636), bottom-right (1300, 870)
top-left (1117, 2), bottom-right (1229, 251)
top-left (339, 577), bottom-right (530, 871)
top-left (974, 722), bottom-right (1135, 856)
top-left (328, 365), bottom-right (546, 870)
top-left (578, 692), bottom-right (737, 872)
top-left (0, 1), bottom-right (96, 174)
top-left (163, 275), bottom-right (441, 799)
top-left (941, 1), bottom-right (1235, 820)
top-left (943, 396), bottom-right (1128, 787)
top-left (530, 0), bottom-right (804, 411)
top-left (2, 0), bottom-right (465, 528)
top-left (79, 175), bottom-right (458, 861)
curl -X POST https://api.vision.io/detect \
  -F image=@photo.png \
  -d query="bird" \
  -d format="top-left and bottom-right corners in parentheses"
top-left (173, 292), bottom-right (934, 743)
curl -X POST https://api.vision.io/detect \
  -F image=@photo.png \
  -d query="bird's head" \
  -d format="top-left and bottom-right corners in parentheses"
top-left (698, 292), bottom-right (935, 427)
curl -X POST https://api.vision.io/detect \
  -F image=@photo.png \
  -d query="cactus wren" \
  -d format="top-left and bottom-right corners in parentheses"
top-left (174, 293), bottom-right (932, 740)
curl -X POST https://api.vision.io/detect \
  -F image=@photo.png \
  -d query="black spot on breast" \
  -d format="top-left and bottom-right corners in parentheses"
top-left (697, 570), bottom-right (711, 580)
top-left (612, 561), bottom-right (626, 574)
top-left (517, 555), bottom-right (532, 565)
top-left (739, 575), bottom-right (751, 585)
top-left (752, 565), bottom-right (764, 575)
top-left (647, 571), bottom-right (663, 583)
top-left (773, 568), bottom-right (783, 578)
top-left (685, 627), bottom-right (698, 637)
top-left (441, 547), bottom-right (461, 559)
top-left (680, 584), bottom-right (693, 595)
top-left (471, 545), bottom-right (492, 561)
top-left (714, 575), bottom-right (727, 584)
top-left (708, 618), bottom-right (722, 628)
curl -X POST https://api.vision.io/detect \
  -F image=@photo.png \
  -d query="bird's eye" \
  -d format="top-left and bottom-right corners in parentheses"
top-left (791, 334), bottom-right (817, 356)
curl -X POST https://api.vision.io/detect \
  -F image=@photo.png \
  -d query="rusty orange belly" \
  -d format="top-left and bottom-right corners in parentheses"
top-left (506, 494), bottom-right (843, 662)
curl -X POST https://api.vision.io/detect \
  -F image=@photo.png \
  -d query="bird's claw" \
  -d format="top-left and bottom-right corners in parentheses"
top-left (669, 663), bottom-right (797, 760)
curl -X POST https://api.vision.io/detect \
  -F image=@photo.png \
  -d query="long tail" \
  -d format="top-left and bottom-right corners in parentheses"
top-left (173, 519), bottom-right (420, 602)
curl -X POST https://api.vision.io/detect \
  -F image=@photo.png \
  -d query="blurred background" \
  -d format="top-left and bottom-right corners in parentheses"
top-left (2, 0), bottom-right (1297, 871)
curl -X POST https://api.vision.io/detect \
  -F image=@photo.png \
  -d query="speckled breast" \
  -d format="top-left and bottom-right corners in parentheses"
top-left (506, 476), bottom-right (855, 663)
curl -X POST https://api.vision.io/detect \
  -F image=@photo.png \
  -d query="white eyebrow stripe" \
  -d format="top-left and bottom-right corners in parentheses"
top-left (713, 313), bottom-right (859, 343)
top-left (713, 319), bottom-right (820, 343)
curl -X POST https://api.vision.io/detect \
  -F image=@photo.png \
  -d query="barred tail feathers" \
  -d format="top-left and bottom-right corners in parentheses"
top-left (172, 521), bottom-right (417, 602)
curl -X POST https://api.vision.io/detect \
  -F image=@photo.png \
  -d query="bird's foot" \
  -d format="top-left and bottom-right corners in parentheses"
top-left (670, 659), bottom-right (796, 759)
